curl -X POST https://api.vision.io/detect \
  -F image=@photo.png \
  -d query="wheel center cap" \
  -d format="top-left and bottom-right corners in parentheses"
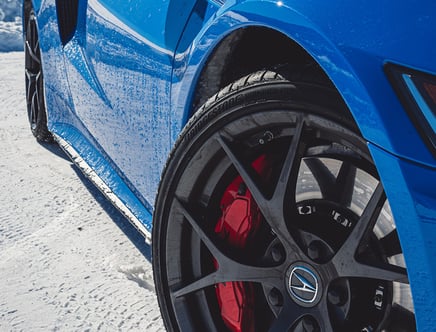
top-left (287, 263), bottom-right (322, 307)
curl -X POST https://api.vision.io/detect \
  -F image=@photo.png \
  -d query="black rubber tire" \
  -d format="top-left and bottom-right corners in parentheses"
top-left (24, 6), bottom-right (53, 143)
top-left (153, 71), bottom-right (414, 332)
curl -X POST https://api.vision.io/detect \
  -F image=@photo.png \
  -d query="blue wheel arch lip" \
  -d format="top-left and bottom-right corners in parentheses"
top-left (172, 0), bottom-right (436, 168)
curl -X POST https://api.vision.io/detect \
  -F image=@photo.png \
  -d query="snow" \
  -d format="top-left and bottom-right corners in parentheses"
top-left (0, 0), bottom-right (23, 52)
top-left (0, 19), bottom-right (22, 52)
top-left (0, 52), bottom-right (164, 331)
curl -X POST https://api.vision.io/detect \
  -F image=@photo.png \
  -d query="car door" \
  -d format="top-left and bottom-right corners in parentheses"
top-left (60, 0), bottom-right (197, 205)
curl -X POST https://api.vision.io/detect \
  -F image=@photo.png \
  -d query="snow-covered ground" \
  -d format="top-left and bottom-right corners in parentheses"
top-left (0, 52), bottom-right (164, 331)
top-left (0, 19), bottom-right (22, 52)
top-left (0, 0), bottom-right (23, 52)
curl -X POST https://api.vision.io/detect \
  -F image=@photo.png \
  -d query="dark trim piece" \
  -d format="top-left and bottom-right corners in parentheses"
top-left (384, 63), bottom-right (436, 158)
top-left (56, 0), bottom-right (79, 45)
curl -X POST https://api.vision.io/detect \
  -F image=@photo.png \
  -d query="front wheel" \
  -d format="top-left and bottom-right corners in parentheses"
top-left (153, 71), bottom-right (415, 332)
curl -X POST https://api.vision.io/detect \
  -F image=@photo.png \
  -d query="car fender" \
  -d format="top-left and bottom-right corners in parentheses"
top-left (172, 0), bottom-right (436, 167)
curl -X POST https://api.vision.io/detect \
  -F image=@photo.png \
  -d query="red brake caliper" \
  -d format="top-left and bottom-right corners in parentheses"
top-left (214, 156), bottom-right (268, 332)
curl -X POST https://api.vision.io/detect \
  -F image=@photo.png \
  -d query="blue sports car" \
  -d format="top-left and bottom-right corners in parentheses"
top-left (23, 0), bottom-right (436, 331)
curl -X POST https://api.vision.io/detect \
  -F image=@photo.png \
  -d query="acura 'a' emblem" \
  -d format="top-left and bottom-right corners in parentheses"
top-left (288, 266), bottom-right (319, 304)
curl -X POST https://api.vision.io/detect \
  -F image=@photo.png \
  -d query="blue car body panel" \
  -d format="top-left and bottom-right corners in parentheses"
top-left (31, 0), bottom-right (435, 329)
top-left (64, 0), bottom-right (173, 206)
top-left (369, 144), bottom-right (436, 331)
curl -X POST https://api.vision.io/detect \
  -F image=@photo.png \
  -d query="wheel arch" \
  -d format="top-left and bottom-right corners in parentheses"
top-left (171, 2), bottom-right (380, 149)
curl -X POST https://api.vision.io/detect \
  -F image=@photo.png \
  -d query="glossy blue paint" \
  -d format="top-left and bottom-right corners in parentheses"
top-left (30, 0), bottom-right (43, 12)
top-left (94, 0), bottom-right (197, 52)
top-left (172, 0), bottom-right (436, 167)
top-left (51, 123), bottom-right (154, 232)
top-left (61, 0), bottom-right (187, 207)
top-left (369, 144), bottom-right (436, 332)
top-left (32, 0), bottom-right (436, 328)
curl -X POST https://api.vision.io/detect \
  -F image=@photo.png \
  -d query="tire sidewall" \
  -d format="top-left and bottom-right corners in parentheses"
top-left (153, 73), bottom-right (373, 330)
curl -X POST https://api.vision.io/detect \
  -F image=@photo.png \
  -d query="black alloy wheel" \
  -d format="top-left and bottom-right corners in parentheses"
top-left (24, 6), bottom-right (52, 142)
top-left (153, 71), bottom-right (416, 332)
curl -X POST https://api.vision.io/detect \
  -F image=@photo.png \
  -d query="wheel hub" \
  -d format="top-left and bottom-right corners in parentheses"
top-left (286, 263), bottom-right (322, 307)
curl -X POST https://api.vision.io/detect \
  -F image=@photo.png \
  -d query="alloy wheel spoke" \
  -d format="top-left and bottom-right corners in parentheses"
top-left (25, 39), bottom-right (40, 65)
top-left (173, 262), bottom-right (282, 298)
top-left (26, 73), bottom-right (39, 125)
top-left (217, 135), bottom-right (269, 213)
top-left (337, 260), bottom-right (408, 283)
top-left (335, 162), bottom-right (356, 206)
top-left (35, 39), bottom-right (40, 55)
top-left (305, 159), bottom-right (356, 206)
top-left (35, 71), bottom-right (42, 117)
top-left (304, 158), bottom-right (336, 200)
top-left (217, 119), bottom-right (306, 257)
top-left (331, 183), bottom-right (408, 283)
top-left (31, 89), bottom-right (39, 123)
top-left (336, 183), bottom-right (385, 259)
top-left (312, 301), bottom-right (334, 332)
top-left (175, 197), bottom-right (228, 261)
top-left (174, 198), bottom-right (283, 295)
top-left (380, 229), bottom-right (403, 257)
top-left (25, 69), bottom-right (36, 102)
top-left (172, 272), bottom-right (218, 298)
top-left (25, 68), bottom-right (37, 82)
top-left (268, 297), bottom-right (306, 332)
top-left (272, 117), bottom-right (305, 203)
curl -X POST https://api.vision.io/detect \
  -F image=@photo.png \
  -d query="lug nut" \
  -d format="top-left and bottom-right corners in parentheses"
top-left (271, 245), bottom-right (284, 263)
top-left (328, 288), bottom-right (347, 306)
top-left (302, 317), bottom-right (319, 332)
top-left (268, 288), bottom-right (283, 306)
top-left (307, 241), bottom-right (321, 261)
